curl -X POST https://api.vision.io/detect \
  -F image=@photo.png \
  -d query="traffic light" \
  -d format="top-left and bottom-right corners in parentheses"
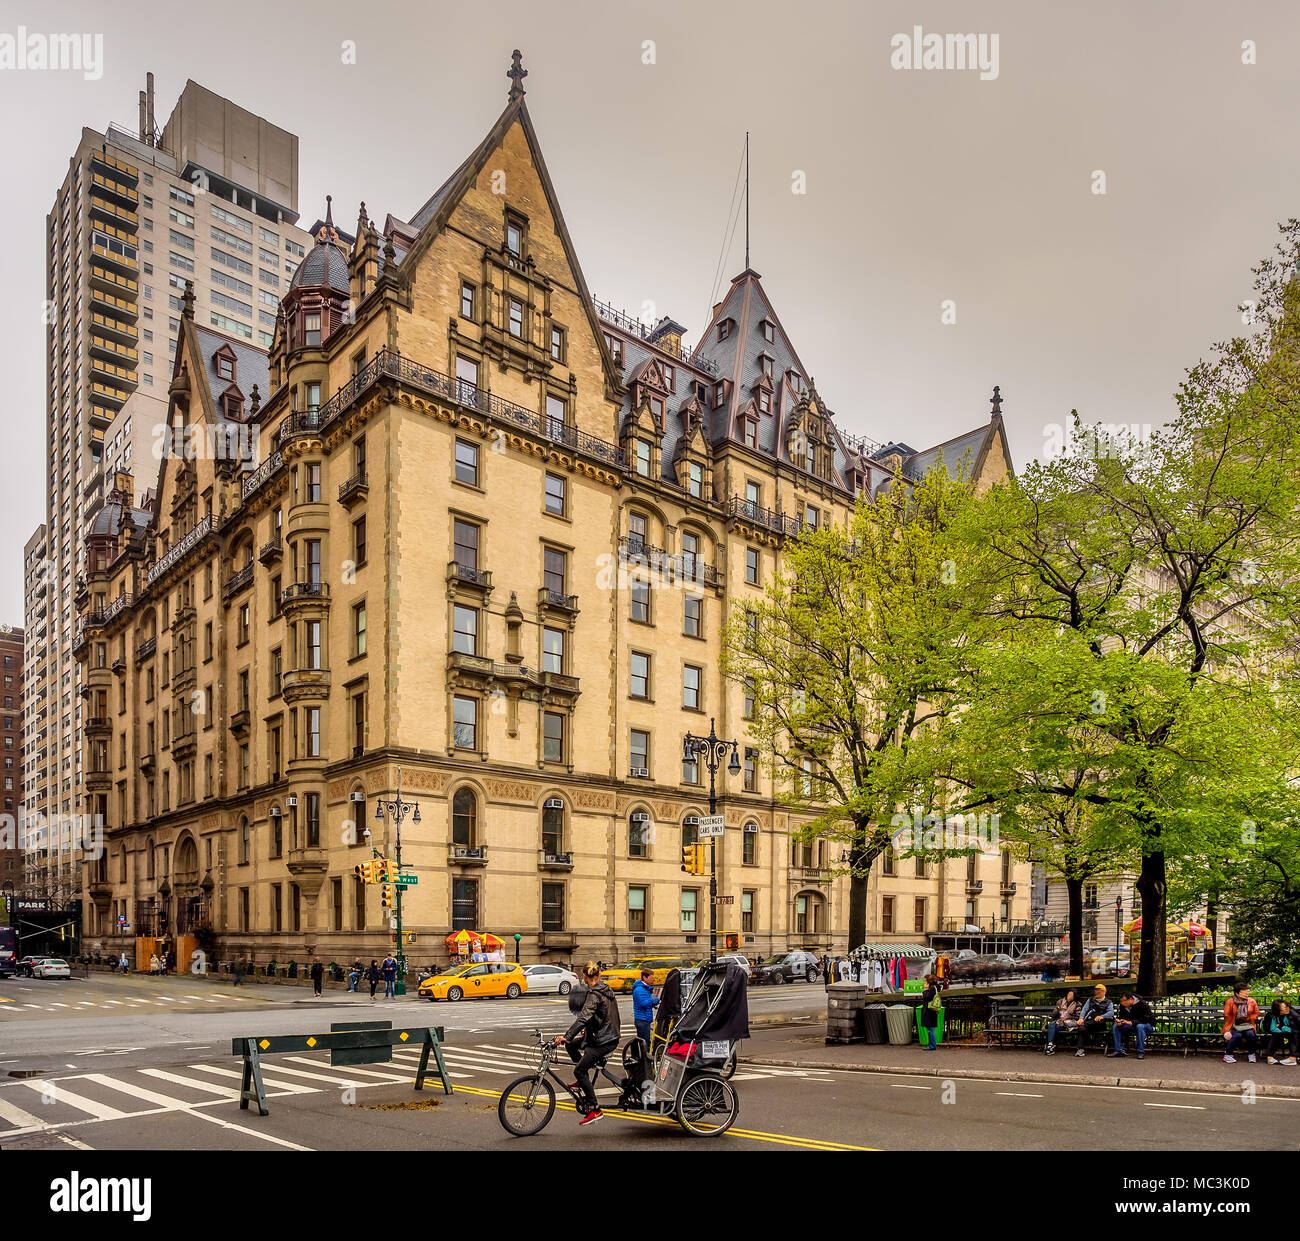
top-left (380, 883), bottom-right (394, 909)
top-left (354, 861), bottom-right (375, 884)
top-left (681, 843), bottom-right (706, 875)
top-left (374, 858), bottom-right (389, 883)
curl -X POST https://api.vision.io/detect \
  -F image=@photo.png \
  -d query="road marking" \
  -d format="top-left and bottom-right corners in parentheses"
top-left (188, 1063), bottom-right (316, 1094)
top-left (890, 1084), bottom-right (932, 1090)
top-left (996, 1092), bottom-right (1044, 1098)
top-left (1144, 1102), bottom-right (1205, 1110)
top-left (0, 1093), bottom-right (47, 1130)
top-left (20, 1080), bottom-right (130, 1121)
top-left (464, 1082), bottom-right (874, 1149)
top-left (55, 1131), bottom-right (92, 1150)
top-left (237, 1061), bottom-right (410, 1087)
top-left (139, 1069), bottom-right (240, 1099)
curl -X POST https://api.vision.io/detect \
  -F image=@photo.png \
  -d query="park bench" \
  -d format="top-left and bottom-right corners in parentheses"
top-left (988, 999), bottom-right (1229, 1055)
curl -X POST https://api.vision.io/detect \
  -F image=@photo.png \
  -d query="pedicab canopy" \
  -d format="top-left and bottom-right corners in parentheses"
top-left (672, 961), bottom-right (750, 1044)
top-left (1121, 918), bottom-right (1213, 946)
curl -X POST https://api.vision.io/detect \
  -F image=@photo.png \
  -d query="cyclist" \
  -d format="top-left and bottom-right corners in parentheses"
top-left (556, 960), bottom-right (621, 1125)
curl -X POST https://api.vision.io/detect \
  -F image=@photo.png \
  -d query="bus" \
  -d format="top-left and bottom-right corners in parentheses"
top-left (0, 926), bottom-right (16, 978)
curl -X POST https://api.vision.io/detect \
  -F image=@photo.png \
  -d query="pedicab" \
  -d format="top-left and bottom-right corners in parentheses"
top-left (497, 959), bottom-right (748, 1137)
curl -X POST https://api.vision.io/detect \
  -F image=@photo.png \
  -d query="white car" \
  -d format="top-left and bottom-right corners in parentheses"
top-left (521, 964), bottom-right (578, 995)
top-left (32, 958), bottom-right (70, 979)
top-left (716, 954), bottom-right (752, 977)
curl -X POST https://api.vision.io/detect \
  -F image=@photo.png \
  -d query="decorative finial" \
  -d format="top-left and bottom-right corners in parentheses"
top-left (508, 49), bottom-right (528, 101)
top-left (182, 279), bottom-right (195, 321)
top-left (383, 232), bottom-right (396, 264)
top-left (249, 383), bottom-right (261, 415)
top-left (325, 195), bottom-right (334, 227)
top-left (990, 385), bottom-right (1002, 416)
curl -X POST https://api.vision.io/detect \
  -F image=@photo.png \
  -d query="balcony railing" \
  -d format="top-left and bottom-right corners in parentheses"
top-left (591, 298), bottom-right (720, 376)
top-left (726, 496), bottom-right (806, 538)
top-left (258, 536), bottom-right (283, 564)
top-left (618, 537), bottom-right (720, 587)
top-left (338, 470), bottom-right (368, 505)
top-left (136, 636), bottom-right (156, 661)
top-left (448, 844), bottom-right (488, 866)
top-left (284, 347), bottom-right (627, 472)
top-left (223, 563), bottom-right (254, 599)
top-left (242, 451), bottom-right (284, 501)
top-left (539, 851), bottom-right (574, 870)
top-left (538, 587), bottom-right (578, 612)
top-left (447, 561), bottom-right (492, 590)
top-left (281, 581), bottom-right (330, 606)
top-left (145, 517), bottom-right (212, 587)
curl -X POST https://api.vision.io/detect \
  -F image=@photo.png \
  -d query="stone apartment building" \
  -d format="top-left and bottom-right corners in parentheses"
top-left (73, 56), bottom-right (1026, 967)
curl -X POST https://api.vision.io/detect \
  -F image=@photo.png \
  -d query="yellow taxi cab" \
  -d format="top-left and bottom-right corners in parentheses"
top-left (419, 961), bottom-right (529, 1001)
top-left (602, 957), bottom-right (697, 993)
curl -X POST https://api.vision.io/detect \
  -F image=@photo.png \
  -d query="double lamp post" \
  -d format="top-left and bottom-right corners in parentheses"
top-left (683, 719), bottom-right (741, 965)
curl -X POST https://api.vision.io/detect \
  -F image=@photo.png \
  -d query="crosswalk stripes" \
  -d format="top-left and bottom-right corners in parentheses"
top-left (0, 1041), bottom-right (835, 1141)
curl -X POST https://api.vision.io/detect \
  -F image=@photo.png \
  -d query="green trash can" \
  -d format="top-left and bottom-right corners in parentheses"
top-left (915, 1002), bottom-right (945, 1045)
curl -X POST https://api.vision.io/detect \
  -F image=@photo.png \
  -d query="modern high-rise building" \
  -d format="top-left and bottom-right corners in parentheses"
top-left (26, 75), bottom-right (312, 908)
top-left (0, 624), bottom-right (24, 902)
top-left (72, 56), bottom-right (1026, 967)
top-left (20, 529), bottom-right (54, 897)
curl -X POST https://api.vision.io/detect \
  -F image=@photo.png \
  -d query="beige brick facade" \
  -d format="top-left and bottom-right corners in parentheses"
top-left (73, 63), bottom-right (1028, 969)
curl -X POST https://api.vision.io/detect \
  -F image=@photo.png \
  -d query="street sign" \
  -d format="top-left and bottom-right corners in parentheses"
top-left (393, 874), bottom-right (419, 886)
top-left (713, 895), bottom-right (734, 905)
top-left (698, 815), bottom-right (725, 838)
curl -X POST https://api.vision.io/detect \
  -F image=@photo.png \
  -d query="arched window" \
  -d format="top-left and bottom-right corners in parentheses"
top-left (541, 799), bottom-right (564, 856)
top-left (629, 810), bottom-right (650, 859)
top-left (452, 787), bottom-right (477, 846)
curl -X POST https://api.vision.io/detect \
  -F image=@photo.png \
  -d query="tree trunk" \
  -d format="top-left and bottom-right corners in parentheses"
top-left (1203, 894), bottom-right (1218, 974)
top-left (1136, 851), bottom-right (1168, 998)
top-left (848, 867), bottom-right (869, 953)
top-left (1065, 875), bottom-right (1085, 977)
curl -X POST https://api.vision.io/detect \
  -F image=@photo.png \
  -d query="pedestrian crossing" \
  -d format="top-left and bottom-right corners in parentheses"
top-left (0, 1041), bottom-right (835, 1143)
top-left (0, 988), bottom-right (265, 1015)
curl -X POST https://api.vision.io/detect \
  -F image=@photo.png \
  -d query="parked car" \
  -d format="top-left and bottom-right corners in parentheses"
top-left (520, 964), bottom-right (578, 995)
top-left (1189, 951), bottom-right (1242, 973)
top-left (751, 951), bottom-right (821, 985)
top-left (603, 958), bottom-right (696, 992)
top-left (418, 961), bottom-right (527, 1001)
top-left (32, 958), bottom-right (70, 980)
top-left (715, 954), bottom-right (752, 977)
top-left (16, 955), bottom-right (44, 978)
top-left (948, 953), bottom-right (1019, 984)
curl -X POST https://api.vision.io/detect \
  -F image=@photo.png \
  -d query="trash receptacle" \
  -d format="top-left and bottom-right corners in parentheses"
top-left (863, 1003), bottom-right (888, 1044)
top-left (886, 1003), bottom-right (914, 1045)
top-left (915, 1003), bottom-right (945, 1045)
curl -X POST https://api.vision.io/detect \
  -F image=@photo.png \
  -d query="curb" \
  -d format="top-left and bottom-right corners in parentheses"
top-left (744, 1056), bottom-right (1300, 1098)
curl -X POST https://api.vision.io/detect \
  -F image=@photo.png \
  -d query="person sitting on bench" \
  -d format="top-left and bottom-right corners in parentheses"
top-left (1044, 989), bottom-right (1081, 1055)
top-left (1075, 984), bottom-right (1114, 1057)
top-left (1111, 992), bottom-right (1155, 1059)
top-left (1264, 1000), bottom-right (1297, 1066)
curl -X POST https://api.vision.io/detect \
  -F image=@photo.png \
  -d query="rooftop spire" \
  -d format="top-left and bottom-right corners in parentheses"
top-left (508, 49), bottom-right (528, 101)
top-left (990, 385), bottom-right (1003, 416)
top-left (324, 194), bottom-right (334, 229)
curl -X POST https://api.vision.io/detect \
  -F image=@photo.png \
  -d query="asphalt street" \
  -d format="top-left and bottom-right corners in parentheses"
top-left (1, 972), bottom-right (1296, 1150)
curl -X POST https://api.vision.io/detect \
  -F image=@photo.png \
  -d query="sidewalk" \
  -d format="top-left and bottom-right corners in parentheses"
top-left (743, 1026), bottom-right (1300, 1098)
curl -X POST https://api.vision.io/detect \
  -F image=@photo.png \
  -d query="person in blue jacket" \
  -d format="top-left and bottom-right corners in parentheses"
top-left (1075, 984), bottom-right (1114, 1057)
top-left (632, 966), bottom-right (659, 1048)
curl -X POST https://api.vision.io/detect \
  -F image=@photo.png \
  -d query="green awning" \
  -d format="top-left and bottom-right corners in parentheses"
top-left (852, 943), bottom-right (934, 959)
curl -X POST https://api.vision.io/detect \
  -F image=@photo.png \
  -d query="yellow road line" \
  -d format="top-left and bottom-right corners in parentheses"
top-left (475, 1083), bottom-right (875, 1150)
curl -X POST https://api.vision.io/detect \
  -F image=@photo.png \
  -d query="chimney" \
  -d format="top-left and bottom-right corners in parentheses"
top-left (138, 90), bottom-right (147, 143)
top-left (146, 72), bottom-right (156, 145)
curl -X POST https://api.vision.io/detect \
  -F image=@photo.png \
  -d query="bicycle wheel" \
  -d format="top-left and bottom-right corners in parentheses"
top-left (675, 1074), bottom-right (738, 1137)
top-left (498, 1074), bottom-right (556, 1137)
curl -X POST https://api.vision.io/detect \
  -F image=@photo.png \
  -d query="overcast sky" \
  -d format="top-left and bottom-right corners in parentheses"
top-left (1, 0), bottom-right (1298, 624)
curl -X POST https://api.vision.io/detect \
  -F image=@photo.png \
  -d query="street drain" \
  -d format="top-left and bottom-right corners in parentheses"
top-left (355, 1099), bottom-right (442, 1111)
top-left (8, 1070), bottom-right (45, 1078)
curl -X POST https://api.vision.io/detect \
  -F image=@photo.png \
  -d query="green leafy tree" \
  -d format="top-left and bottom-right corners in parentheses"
top-left (721, 464), bottom-right (992, 951)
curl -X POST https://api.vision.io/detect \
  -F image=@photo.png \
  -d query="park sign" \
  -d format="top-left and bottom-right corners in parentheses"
top-left (697, 815), bottom-right (725, 838)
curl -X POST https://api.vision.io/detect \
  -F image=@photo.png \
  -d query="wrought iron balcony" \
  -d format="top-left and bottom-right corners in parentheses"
top-left (145, 517), bottom-right (212, 587)
top-left (447, 561), bottom-right (492, 591)
top-left (258, 536), bottom-right (283, 565)
top-left (136, 636), bottom-right (156, 661)
top-left (539, 851), bottom-right (574, 871)
top-left (223, 563), bottom-right (254, 599)
top-left (281, 581), bottom-right (330, 607)
top-left (725, 496), bottom-right (806, 538)
top-left (617, 537), bottom-right (720, 587)
top-left (338, 470), bottom-right (368, 506)
top-left (538, 587), bottom-right (578, 613)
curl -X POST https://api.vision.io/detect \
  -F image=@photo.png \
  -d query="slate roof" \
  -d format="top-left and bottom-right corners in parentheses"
top-left (287, 235), bottom-right (350, 296)
top-left (88, 501), bottom-right (151, 539)
top-left (191, 324), bottom-right (270, 412)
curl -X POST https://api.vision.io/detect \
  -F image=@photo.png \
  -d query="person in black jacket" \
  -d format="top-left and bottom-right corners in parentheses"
top-left (1111, 992), bottom-right (1155, 1058)
top-left (365, 959), bottom-right (380, 1000)
top-left (919, 973), bottom-right (941, 1050)
top-left (557, 961), bottom-right (622, 1125)
top-left (309, 957), bottom-right (324, 997)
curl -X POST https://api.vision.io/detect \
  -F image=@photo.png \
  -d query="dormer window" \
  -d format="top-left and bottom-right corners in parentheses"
top-left (758, 390), bottom-right (771, 415)
top-left (223, 394), bottom-right (243, 420)
top-left (217, 357), bottom-right (234, 381)
top-left (761, 320), bottom-right (775, 343)
top-left (760, 354), bottom-right (774, 379)
top-left (686, 461), bottom-right (703, 498)
top-left (744, 419), bottom-right (758, 449)
top-left (650, 397), bottom-right (664, 420)
top-left (635, 440), bottom-right (652, 478)
top-left (662, 364), bottom-right (675, 391)
top-left (718, 320), bottom-right (733, 343)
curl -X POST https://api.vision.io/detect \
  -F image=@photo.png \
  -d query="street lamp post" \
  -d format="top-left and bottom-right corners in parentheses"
top-left (682, 718), bottom-right (741, 964)
top-left (1114, 893), bottom-right (1123, 972)
top-left (374, 767), bottom-right (420, 996)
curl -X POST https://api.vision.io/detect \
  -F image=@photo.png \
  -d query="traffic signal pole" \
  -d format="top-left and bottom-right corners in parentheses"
top-left (683, 719), bottom-right (740, 967)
